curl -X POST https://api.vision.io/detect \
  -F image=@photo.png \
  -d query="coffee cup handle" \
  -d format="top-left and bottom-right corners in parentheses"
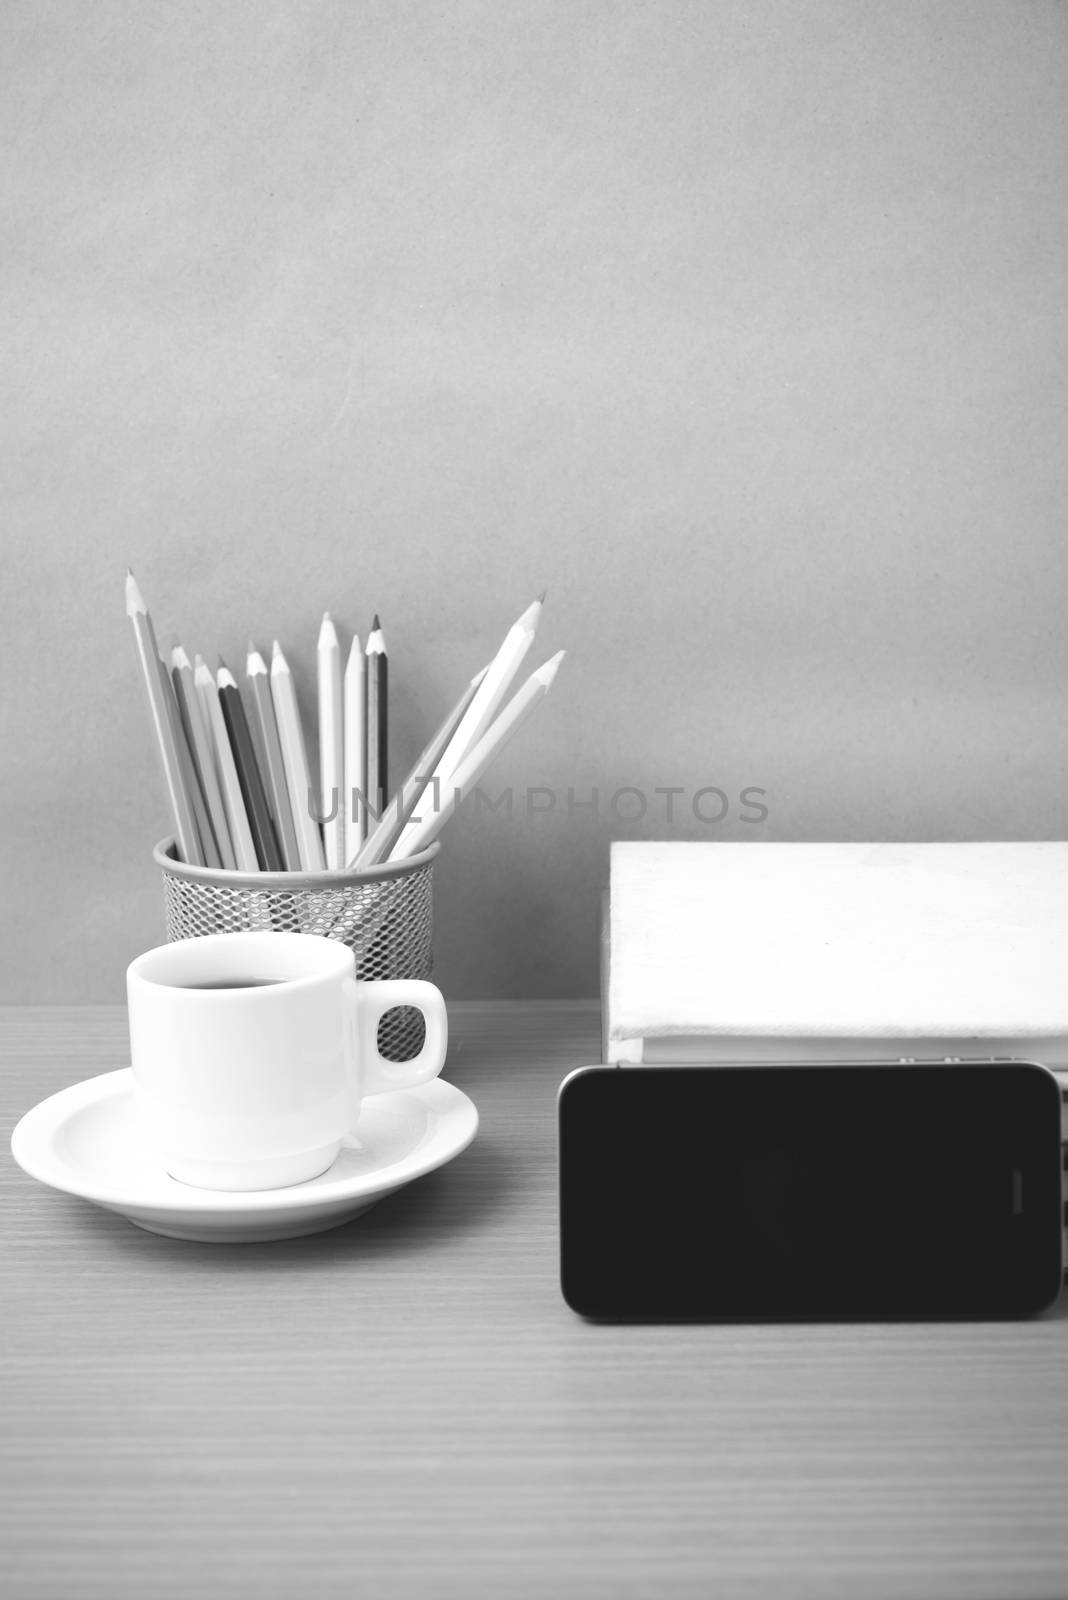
top-left (343, 977), bottom-right (449, 1097)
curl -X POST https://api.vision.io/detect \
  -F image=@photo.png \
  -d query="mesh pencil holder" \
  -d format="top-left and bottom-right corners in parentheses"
top-left (154, 839), bottom-right (439, 1062)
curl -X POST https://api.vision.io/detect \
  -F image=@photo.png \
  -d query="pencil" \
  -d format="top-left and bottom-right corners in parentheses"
top-left (270, 641), bottom-right (326, 871)
top-left (353, 664), bottom-right (488, 868)
top-left (343, 633), bottom-right (366, 851)
top-left (172, 642), bottom-right (235, 870)
top-left (390, 650), bottom-right (565, 861)
top-left (159, 652), bottom-right (221, 868)
top-left (430, 594), bottom-right (543, 789)
top-left (194, 654), bottom-right (259, 873)
top-left (365, 615), bottom-right (388, 824)
top-left (218, 659), bottom-right (283, 871)
top-left (124, 570), bottom-right (202, 865)
top-left (247, 643), bottom-right (301, 871)
top-left (317, 613), bottom-right (344, 868)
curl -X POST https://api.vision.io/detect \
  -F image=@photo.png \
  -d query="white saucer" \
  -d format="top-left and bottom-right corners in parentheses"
top-left (11, 1070), bottom-right (479, 1243)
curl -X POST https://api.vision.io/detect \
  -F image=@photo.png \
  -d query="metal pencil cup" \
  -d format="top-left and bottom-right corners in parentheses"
top-left (154, 839), bottom-right (438, 1062)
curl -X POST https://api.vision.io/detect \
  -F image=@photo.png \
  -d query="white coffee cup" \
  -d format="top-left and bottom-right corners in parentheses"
top-left (126, 931), bottom-right (448, 1192)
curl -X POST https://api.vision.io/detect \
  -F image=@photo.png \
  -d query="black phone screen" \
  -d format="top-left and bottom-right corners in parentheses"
top-left (558, 1063), bottom-right (1064, 1321)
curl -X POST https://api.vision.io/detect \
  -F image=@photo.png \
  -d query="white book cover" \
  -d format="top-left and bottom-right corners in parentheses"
top-left (606, 841), bottom-right (1068, 1068)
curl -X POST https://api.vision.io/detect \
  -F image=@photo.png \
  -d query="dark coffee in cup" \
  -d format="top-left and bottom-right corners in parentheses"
top-left (179, 978), bottom-right (284, 990)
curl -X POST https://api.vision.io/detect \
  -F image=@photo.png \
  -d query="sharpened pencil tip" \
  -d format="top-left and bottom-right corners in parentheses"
top-left (125, 569), bottom-right (145, 617)
top-left (537, 589), bottom-right (547, 604)
top-left (514, 595), bottom-right (543, 632)
top-left (372, 613), bottom-right (381, 630)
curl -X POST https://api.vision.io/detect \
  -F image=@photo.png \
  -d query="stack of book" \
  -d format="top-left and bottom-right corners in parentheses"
top-left (602, 842), bottom-right (1068, 1110)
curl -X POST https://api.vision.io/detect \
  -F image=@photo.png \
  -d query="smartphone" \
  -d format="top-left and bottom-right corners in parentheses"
top-left (558, 1062), bottom-right (1064, 1321)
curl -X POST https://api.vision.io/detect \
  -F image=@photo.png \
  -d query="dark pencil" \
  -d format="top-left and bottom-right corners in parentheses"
top-left (217, 658), bottom-right (284, 871)
top-left (365, 615), bottom-right (388, 821)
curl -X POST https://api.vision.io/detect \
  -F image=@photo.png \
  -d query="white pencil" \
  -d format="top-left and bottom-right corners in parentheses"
top-left (430, 594), bottom-right (543, 790)
top-left (343, 634), bottom-right (366, 850)
top-left (124, 571), bottom-right (202, 865)
top-left (193, 655), bottom-right (259, 872)
top-left (172, 642), bottom-right (236, 870)
top-left (317, 613), bottom-right (344, 869)
top-left (270, 640), bottom-right (326, 871)
top-left (247, 644), bottom-right (301, 871)
top-left (390, 650), bottom-right (565, 861)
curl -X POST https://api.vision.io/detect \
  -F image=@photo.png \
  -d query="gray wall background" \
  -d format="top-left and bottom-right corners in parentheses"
top-left (3, 0), bottom-right (1067, 1002)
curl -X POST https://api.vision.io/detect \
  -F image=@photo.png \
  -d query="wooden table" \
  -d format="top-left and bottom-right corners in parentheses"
top-left (4, 1001), bottom-right (1068, 1600)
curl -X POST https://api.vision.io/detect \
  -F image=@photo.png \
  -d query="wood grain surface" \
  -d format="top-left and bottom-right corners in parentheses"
top-left (4, 1002), bottom-right (1068, 1600)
